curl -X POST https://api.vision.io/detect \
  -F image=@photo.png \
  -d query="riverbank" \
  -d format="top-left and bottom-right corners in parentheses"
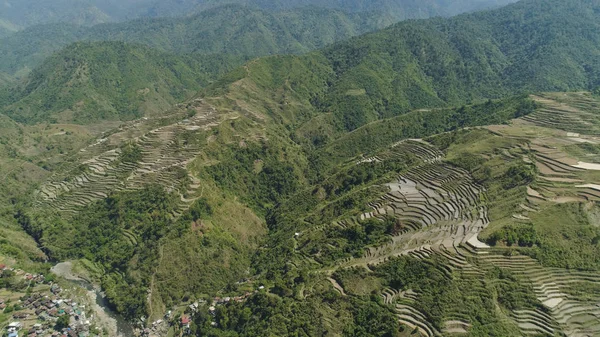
top-left (51, 261), bottom-right (133, 337)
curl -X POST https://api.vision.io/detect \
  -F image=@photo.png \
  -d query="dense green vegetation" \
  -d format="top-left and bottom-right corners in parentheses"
top-left (89, 6), bottom-right (389, 57)
top-left (0, 6), bottom-right (388, 76)
top-left (191, 291), bottom-right (400, 337)
top-left (314, 96), bottom-right (537, 167)
top-left (300, 216), bottom-right (398, 265)
top-left (17, 186), bottom-right (180, 318)
top-left (3, 1), bottom-right (600, 336)
top-left (0, 0), bottom-right (515, 77)
top-left (486, 224), bottom-right (539, 247)
top-left (0, 0), bottom-right (516, 32)
top-left (1, 41), bottom-right (243, 124)
top-left (527, 203), bottom-right (600, 271)
top-left (0, 0), bottom-right (111, 30)
top-left (0, 27), bottom-right (11, 39)
top-left (3, 0), bottom-right (595, 129)
top-left (203, 141), bottom-right (302, 213)
top-left (201, 0), bottom-right (600, 139)
top-left (247, 98), bottom-right (531, 285)
top-left (375, 256), bottom-right (541, 335)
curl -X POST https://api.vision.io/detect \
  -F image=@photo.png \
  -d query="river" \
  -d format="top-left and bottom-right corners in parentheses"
top-left (51, 262), bottom-right (135, 337)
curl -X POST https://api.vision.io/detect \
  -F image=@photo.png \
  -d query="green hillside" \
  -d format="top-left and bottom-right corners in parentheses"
top-left (0, 72), bottom-right (13, 87)
top-left (0, 0), bottom-right (518, 77)
top-left (0, 5), bottom-right (391, 76)
top-left (203, 0), bottom-right (600, 134)
top-left (0, 0), bottom-right (111, 29)
top-left (5, 0), bottom-right (599, 128)
top-left (1, 42), bottom-right (243, 124)
top-left (0, 24), bottom-right (87, 76)
top-left (0, 26), bottom-right (11, 38)
top-left (0, 0), bottom-right (516, 31)
top-left (89, 5), bottom-right (392, 56)
top-left (2, 0), bottom-right (600, 336)
top-left (237, 0), bottom-right (517, 17)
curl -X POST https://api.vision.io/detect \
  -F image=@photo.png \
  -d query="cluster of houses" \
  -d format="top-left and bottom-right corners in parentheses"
top-left (138, 287), bottom-right (264, 337)
top-left (0, 264), bottom-right (46, 284)
top-left (5, 321), bottom-right (85, 337)
top-left (20, 291), bottom-right (88, 322)
top-left (2, 283), bottom-right (102, 337)
top-left (7, 321), bottom-right (22, 337)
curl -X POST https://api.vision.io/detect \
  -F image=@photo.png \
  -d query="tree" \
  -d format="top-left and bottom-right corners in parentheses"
top-left (55, 314), bottom-right (70, 330)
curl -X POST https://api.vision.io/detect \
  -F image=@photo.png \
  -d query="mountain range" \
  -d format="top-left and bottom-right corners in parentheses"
top-left (4, 0), bottom-right (598, 129)
top-left (0, 5), bottom-right (391, 76)
top-left (0, 0), bottom-right (517, 32)
top-left (1, 0), bottom-right (600, 336)
top-left (0, 42), bottom-right (242, 124)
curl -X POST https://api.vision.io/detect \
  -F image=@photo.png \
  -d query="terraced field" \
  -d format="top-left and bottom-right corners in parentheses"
top-left (314, 94), bottom-right (600, 336)
top-left (350, 160), bottom-right (489, 268)
top-left (510, 93), bottom-right (600, 204)
top-left (296, 140), bottom-right (490, 336)
top-left (28, 92), bottom-right (600, 335)
top-left (33, 100), bottom-right (224, 218)
top-left (522, 93), bottom-right (600, 135)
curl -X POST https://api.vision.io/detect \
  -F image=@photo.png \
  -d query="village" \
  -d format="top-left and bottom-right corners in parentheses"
top-left (1, 264), bottom-right (104, 337)
top-left (138, 285), bottom-right (266, 337)
top-left (0, 257), bottom-right (270, 337)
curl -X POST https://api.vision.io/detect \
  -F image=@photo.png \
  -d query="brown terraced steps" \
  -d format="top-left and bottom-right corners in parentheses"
top-left (34, 102), bottom-right (222, 219)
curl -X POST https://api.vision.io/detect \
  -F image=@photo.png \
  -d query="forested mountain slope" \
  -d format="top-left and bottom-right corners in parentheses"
top-left (127, 0), bottom-right (518, 20)
top-left (4, 0), bottom-right (599, 127)
top-left (0, 0), bottom-right (111, 31)
top-left (88, 5), bottom-right (391, 56)
top-left (0, 0), bottom-right (517, 31)
top-left (0, 5), bottom-right (390, 76)
top-left (204, 0), bottom-right (600, 134)
top-left (0, 42), bottom-right (243, 124)
top-left (3, 0), bottom-right (600, 336)
top-left (0, 26), bottom-right (11, 38)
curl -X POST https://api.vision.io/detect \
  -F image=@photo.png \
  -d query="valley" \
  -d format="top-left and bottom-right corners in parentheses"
top-left (10, 90), bottom-right (600, 337)
top-left (278, 92), bottom-right (600, 337)
top-left (0, 0), bottom-right (600, 336)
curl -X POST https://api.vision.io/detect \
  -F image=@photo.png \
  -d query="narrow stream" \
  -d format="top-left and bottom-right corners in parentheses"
top-left (51, 262), bottom-right (135, 337)
top-left (71, 279), bottom-right (135, 337)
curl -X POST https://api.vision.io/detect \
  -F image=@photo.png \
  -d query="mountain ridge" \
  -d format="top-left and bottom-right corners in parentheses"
top-left (1, 42), bottom-right (243, 124)
top-left (2, 1), bottom-right (600, 336)
top-left (201, 0), bottom-right (600, 134)
top-left (0, 5), bottom-right (390, 76)
top-left (0, 0), bottom-right (518, 30)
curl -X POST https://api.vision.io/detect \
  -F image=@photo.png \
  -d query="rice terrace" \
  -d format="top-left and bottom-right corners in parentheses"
top-left (270, 92), bottom-right (600, 337)
top-left (1, 0), bottom-right (600, 337)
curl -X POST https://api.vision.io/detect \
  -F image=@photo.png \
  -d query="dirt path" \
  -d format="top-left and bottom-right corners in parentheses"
top-left (148, 244), bottom-right (165, 322)
top-left (327, 277), bottom-right (347, 296)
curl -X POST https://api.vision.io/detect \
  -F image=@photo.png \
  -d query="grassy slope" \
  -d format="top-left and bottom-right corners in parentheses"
top-left (0, 113), bottom-right (102, 280)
